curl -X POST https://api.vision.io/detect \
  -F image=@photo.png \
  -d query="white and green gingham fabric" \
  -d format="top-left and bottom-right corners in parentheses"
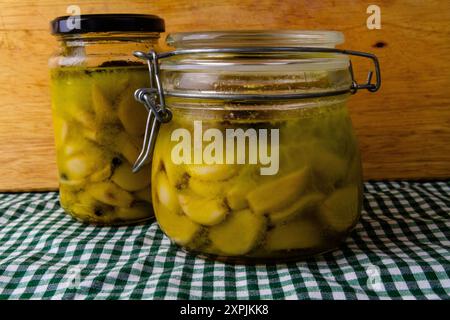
top-left (0, 181), bottom-right (448, 300)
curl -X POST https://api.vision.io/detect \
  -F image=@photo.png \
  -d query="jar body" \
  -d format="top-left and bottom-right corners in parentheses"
top-left (151, 96), bottom-right (363, 261)
top-left (50, 33), bottom-right (161, 224)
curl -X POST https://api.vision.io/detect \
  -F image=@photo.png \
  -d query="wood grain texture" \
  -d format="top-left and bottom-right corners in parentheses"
top-left (0, 0), bottom-right (449, 191)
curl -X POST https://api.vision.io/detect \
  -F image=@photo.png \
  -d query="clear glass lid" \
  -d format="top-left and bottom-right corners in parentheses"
top-left (166, 30), bottom-right (344, 48)
top-left (160, 30), bottom-right (352, 97)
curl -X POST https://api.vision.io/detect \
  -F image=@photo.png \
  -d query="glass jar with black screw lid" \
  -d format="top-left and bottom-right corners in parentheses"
top-left (49, 14), bottom-right (164, 225)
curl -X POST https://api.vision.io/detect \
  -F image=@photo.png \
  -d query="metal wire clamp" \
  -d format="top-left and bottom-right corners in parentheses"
top-left (132, 47), bottom-right (381, 172)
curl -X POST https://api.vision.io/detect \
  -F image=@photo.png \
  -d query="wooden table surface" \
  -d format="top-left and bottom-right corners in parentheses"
top-left (0, 0), bottom-right (449, 191)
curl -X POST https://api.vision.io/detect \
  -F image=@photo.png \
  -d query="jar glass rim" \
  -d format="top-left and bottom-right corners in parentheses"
top-left (166, 30), bottom-right (344, 48)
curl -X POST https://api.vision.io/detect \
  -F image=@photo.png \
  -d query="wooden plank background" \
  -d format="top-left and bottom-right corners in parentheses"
top-left (0, 0), bottom-right (449, 191)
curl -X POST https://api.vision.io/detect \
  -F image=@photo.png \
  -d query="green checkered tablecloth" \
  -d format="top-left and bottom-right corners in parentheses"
top-left (0, 181), bottom-right (448, 300)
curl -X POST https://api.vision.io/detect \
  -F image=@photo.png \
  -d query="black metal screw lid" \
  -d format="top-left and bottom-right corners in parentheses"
top-left (50, 14), bottom-right (165, 35)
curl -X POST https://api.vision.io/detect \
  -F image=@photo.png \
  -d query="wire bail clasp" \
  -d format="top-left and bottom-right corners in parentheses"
top-left (132, 50), bottom-right (172, 173)
top-left (131, 47), bottom-right (381, 172)
top-left (344, 49), bottom-right (381, 94)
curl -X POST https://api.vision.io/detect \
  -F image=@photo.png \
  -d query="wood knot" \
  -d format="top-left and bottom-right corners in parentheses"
top-left (373, 41), bottom-right (387, 48)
